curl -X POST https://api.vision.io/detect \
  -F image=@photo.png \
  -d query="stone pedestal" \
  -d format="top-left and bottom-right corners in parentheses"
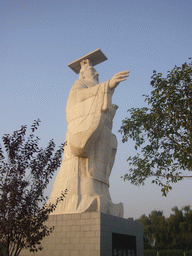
top-left (20, 212), bottom-right (143, 256)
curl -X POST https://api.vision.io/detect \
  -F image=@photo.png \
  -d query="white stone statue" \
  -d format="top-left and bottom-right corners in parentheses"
top-left (49, 50), bottom-right (129, 217)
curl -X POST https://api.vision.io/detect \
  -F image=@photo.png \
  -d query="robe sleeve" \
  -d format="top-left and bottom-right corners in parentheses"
top-left (66, 80), bottom-right (114, 157)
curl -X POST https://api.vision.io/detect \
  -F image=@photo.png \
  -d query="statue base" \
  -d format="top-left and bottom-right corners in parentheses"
top-left (20, 212), bottom-right (144, 256)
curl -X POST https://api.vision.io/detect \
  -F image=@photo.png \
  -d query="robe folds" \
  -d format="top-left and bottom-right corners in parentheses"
top-left (49, 79), bottom-right (124, 217)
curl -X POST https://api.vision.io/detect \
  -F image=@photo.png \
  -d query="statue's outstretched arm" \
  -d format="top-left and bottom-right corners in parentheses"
top-left (109, 71), bottom-right (129, 89)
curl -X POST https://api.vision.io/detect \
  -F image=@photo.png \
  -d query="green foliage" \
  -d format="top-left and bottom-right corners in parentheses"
top-left (0, 120), bottom-right (67, 256)
top-left (138, 206), bottom-right (192, 250)
top-left (144, 249), bottom-right (192, 256)
top-left (119, 60), bottom-right (192, 195)
top-left (138, 211), bottom-right (168, 249)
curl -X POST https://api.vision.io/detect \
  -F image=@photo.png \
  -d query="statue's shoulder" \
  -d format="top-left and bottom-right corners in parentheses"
top-left (70, 80), bottom-right (88, 91)
top-left (71, 80), bottom-right (100, 91)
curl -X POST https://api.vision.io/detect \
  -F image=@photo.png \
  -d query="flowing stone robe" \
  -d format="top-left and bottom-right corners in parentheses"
top-left (49, 78), bottom-right (124, 217)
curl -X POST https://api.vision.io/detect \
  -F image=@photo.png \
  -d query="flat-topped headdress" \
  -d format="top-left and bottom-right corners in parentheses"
top-left (68, 49), bottom-right (107, 74)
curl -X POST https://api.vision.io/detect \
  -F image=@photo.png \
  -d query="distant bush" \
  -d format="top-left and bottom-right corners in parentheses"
top-left (144, 250), bottom-right (192, 256)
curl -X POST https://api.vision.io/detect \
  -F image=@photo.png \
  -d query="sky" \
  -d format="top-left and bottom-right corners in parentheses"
top-left (1, 0), bottom-right (192, 219)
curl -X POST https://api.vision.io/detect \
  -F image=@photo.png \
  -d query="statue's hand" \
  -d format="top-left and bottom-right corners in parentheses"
top-left (109, 71), bottom-right (130, 89)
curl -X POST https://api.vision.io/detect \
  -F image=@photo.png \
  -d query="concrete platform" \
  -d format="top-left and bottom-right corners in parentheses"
top-left (20, 212), bottom-right (143, 256)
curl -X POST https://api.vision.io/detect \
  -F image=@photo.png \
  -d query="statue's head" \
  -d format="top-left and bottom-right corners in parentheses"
top-left (79, 59), bottom-right (99, 84)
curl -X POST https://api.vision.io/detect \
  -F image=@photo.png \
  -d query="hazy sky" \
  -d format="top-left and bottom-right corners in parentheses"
top-left (1, 0), bottom-right (192, 219)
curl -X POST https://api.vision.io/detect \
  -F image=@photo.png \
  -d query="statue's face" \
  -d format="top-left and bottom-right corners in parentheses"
top-left (82, 66), bottom-right (99, 84)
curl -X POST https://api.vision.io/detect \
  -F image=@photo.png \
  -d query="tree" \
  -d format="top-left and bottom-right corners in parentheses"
top-left (137, 206), bottom-right (192, 250)
top-left (119, 60), bottom-right (192, 195)
top-left (0, 120), bottom-right (67, 256)
top-left (138, 211), bottom-right (167, 249)
top-left (137, 214), bottom-right (152, 249)
top-left (167, 206), bottom-right (192, 249)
